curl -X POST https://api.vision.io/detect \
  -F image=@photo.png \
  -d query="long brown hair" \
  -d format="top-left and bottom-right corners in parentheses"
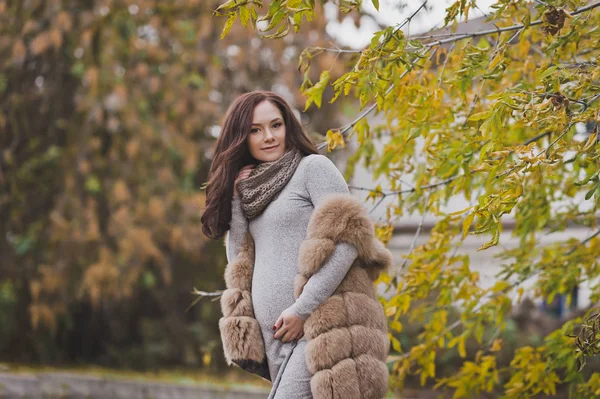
top-left (201, 91), bottom-right (319, 239)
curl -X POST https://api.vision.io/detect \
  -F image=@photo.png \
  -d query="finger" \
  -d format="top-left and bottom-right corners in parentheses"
top-left (275, 316), bottom-right (284, 329)
top-left (287, 327), bottom-right (300, 342)
top-left (273, 318), bottom-right (284, 336)
top-left (274, 325), bottom-right (287, 340)
top-left (282, 330), bottom-right (294, 343)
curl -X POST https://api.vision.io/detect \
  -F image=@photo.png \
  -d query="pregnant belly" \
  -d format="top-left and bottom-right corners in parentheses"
top-left (252, 265), bottom-right (297, 325)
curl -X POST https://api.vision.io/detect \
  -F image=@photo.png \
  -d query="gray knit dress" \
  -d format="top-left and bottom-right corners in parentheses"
top-left (225, 154), bottom-right (359, 398)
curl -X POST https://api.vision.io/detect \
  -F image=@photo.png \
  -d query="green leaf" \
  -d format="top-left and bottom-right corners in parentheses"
top-left (263, 22), bottom-right (290, 39)
top-left (216, 0), bottom-right (241, 12)
top-left (142, 271), bottom-right (157, 288)
top-left (372, 0), bottom-right (380, 11)
top-left (468, 110), bottom-right (492, 121)
top-left (537, 65), bottom-right (558, 81)
top-left (303, 70), bottom-right (330, 110)
top-left (292, 12), bottom-right (303, 32)
top-left (263, 9), bottom-right (286, 32)
top-left (462, 212), bottom-right (475, 239)
top-left (85, 175), bottom-right (102, 194)
top-left (585, 185), bottom-right (597, 200)
top-left (220, 12), bottom-right (237, 39)
top-left (239, 6), bottom-right (251, 27)
top-left (478, 225), bottom-right (500, 251)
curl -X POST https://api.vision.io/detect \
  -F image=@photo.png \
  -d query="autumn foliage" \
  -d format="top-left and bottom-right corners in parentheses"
top-left (216, 0), bottom-right (600, 397)
top-left (0, 0), bottom-right (343, 369)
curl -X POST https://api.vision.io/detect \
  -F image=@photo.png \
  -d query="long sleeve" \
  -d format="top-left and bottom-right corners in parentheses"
top-left (289, 155), bottom-right (359, 320)
top-left (224, 196), bottom-right (249, 263)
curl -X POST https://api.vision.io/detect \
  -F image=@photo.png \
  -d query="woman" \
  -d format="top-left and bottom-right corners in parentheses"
top-left (201, 91), bottom-right (392, 399)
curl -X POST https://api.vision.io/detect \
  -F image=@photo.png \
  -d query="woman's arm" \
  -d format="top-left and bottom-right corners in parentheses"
top-left (289, 155), bottom-right (358, 320)
top-left (289, 242), bottom-right (358, 320)
top-left (224, 196), bottom-right (249, 263)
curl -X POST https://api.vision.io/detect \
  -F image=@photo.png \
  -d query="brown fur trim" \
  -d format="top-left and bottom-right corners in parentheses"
top-left (355, 354), bottom-right (389, 398)
top-left (348, 325), bottom-right (389, 361)
top-left (310, 369), bottom-right (335, 399)
top-left (310, 358), bottom-right (362, 399)
top-left (344, 292), bottom-right (387, 331)
top-left (305, 327), bottom-right (352, 373)
top-left (304, 193), bottom-right (393, 279)
top-left (335, 265), bottom-right (377, 298)
top-left (224, 232), bottom-right (254, 291)
top-left (293, 274), bottom-right (309, 299)
top-left (304, 294), bottom-right (348, 339)
top-left (330, 358), bottom-right (362, 398)
top-left (298, 238), bottom-right (336, 275)
top-left (306, 195), bottom-right (366, 241)
top-left (218, 316), bottom-right (265, 365)
top-left (220, 288), bottom-right (254, 318)
top-left (220, 193), bottom-right (392, 394)
top-left (364, 239), bottom-right (394, 277)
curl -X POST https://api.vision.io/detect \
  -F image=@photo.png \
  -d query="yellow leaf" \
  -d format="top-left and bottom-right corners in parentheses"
top-left (458, 337), bottom-right (467, 358)
top-left (220, 13), bottom-right (236, 39)
top-left (203, 352), bottom-right (212, 366)
top-left (385, 305), bottom-right (397, 317)
top-left (216, 0), bottom-right (239, 12)
top-left (377, 271), bottom-right (392, 285)
top-left (489, 53), bottom-right (504, 69)
top-left (490, 339), bottom-right (503, 352)
top-left (468, 110), bottom-right (492, 121)
top-left (325, 129), bottom-right (345, 151)
top-left (517, 287), bottom-right (524, 303)
top-left (390, 320), bottom-right (403, 332)
top-left (582, 132), bottom-right (598, 152)
top-left (239, 6), bottom-right (250, 27)
top-left (390, 335), bottom-right (402, 352)
top-left (462, 212), bottom-right (475, 239)
top-left (30, 31), bottom-right (51, 55)
top-left (449, 207), bottom-right (472, 216)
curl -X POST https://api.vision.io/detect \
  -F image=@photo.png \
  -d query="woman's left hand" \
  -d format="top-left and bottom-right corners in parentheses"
top-left (273, 307), bottom-right (305, 343)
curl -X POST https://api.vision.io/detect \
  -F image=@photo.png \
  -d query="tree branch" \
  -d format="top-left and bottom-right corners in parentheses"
top-left (390, 227), bottom-right (600, 363)
top-left (422, 1), bottom-right (600, 48)
top-left (315, 1), bottom-right (432, 151)
top-left (394, 193), bottom-right (431, 280)
top-left (317, 1), bottom-right (600, 153)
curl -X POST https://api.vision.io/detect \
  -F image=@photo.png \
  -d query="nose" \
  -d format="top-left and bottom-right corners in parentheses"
top-left (264, 128), bottom-right (275, 140)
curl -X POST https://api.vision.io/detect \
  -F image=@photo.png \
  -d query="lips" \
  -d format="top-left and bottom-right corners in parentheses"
top-left (263, 145), bottom-right (279, 150)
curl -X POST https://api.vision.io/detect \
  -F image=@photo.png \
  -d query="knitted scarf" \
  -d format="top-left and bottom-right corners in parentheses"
top-left (237, 147), bottom-right (302, 220)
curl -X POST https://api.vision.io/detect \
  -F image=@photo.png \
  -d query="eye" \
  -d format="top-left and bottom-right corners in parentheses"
top-left (250, 127), bottom-right (259, 133)
top-left (273, 122), bottom-right (282, 128)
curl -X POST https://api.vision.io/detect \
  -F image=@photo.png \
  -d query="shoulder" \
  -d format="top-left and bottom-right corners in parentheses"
top-left (299, 153), bottom-right (338, 174)
top-left (297, 153), bottom-right (348, 196)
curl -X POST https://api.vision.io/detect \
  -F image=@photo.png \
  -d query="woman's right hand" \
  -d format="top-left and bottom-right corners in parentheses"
top-left (233, 164), bottom-right (255, 198)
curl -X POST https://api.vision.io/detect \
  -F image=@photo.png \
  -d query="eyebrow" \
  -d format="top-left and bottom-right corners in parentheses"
top-left (252, 118), bottom-right (282, 126)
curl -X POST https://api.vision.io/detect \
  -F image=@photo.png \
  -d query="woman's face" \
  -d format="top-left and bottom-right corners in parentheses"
top-left (247, 100), bottom-right (287, 163)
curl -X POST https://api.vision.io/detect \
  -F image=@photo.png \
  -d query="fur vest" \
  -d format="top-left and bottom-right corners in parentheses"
top-left (219, 193), bottom-right (394, 398)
